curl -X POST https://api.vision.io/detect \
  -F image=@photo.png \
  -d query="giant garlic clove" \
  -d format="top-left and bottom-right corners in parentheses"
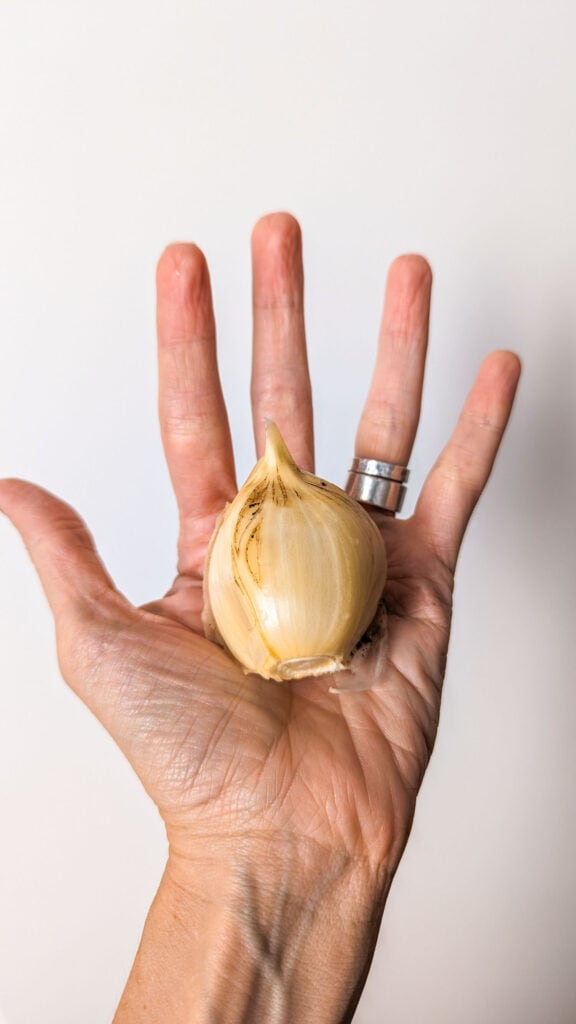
top-left (202, 422), bottom-right (387, 682)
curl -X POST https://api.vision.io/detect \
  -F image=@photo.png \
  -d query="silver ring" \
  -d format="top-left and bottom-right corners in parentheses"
top-left (345, 457), bottom-right (409, 516)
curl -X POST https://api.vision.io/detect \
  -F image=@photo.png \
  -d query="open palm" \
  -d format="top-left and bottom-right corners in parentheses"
top-left (0, 214), bottom-right (520, 883)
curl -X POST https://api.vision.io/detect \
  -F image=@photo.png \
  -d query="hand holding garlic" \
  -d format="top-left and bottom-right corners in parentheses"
top-left (203, 420), bottom-right (387, 681)
top-left (0, 214), bottom-right (521, 1023)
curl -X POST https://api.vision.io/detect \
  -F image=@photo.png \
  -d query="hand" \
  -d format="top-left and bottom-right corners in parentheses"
top-left (0, 214), bottom-right (520, 1023)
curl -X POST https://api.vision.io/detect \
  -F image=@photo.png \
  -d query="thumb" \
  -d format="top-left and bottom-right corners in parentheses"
top-left (0, 477), bottom-right (130, 632)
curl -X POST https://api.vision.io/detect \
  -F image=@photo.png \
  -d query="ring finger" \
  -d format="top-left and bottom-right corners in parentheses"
top-left (355, 254), bottom-right (432, 471)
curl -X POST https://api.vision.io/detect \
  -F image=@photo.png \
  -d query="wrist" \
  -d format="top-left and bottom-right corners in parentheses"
top-left (115, 835), bottom-right (392, 1024)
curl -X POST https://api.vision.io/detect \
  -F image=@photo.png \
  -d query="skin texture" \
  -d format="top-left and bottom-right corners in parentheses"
top-left (0, 214), bottom-right (521, 1022)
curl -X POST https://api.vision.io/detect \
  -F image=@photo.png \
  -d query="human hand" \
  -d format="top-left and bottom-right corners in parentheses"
top-left (0, 214), bottom-right (520, 1023)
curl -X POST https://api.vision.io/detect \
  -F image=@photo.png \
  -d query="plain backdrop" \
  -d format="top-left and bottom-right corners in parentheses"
top-left (1, 1), bottom-right (575, 1021)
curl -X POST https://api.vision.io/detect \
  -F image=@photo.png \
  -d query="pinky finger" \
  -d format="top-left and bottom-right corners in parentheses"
top-left (415, 351), bottom-right (521, 571)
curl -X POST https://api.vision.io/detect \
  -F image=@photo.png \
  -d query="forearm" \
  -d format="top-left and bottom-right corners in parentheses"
top-left (113, 839), bottom-right (391, 1024)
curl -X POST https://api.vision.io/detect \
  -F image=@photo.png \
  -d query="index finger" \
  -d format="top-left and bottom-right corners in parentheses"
top-left (156, 243), bottom-right (237, 578)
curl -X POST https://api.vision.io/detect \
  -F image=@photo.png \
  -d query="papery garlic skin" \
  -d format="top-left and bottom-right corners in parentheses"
top-left (202, 422), bottom-right (387, 682)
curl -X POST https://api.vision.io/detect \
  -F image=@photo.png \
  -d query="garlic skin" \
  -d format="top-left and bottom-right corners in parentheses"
top-left (202, 422), bottom-right (387, 682)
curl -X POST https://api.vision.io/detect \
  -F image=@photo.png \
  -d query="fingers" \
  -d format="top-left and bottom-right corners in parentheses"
top-left (0, 478), bottom-right (124, 624)
top-left (251, 213), bottom-right (314, 471)
top-left (156, 244), bottom-right (237, 577)
top-left (415, 351), bottom-right (522, 570)
top-left (356, 255), bottom-right (432, 465)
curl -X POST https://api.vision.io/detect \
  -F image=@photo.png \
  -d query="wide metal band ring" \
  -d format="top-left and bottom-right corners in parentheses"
top-left (348, 457), bottom-right (409, 484)
top-left (345, 458), bottom-right (410, 516)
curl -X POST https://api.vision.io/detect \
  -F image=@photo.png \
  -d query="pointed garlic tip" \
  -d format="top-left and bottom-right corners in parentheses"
top-left (263, 420), bottom-right (299, 473)
top-left (202, 422), bottom-right (387, 683)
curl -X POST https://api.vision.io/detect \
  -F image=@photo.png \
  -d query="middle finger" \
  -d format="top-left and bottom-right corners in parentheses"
top-left (250, 213), bottom-right (314, 471)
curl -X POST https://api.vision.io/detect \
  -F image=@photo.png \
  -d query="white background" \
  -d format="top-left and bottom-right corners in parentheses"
top-left (1, 1), bottom-right (575, 1021)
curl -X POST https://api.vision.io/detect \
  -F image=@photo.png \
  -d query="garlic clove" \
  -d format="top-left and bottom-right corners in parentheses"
top-left (202, 421), bottom-right (387, 682)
